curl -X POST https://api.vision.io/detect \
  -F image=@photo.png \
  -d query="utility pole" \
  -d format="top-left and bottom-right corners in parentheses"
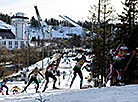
top-left (34, 5), bottom-right (45, 70)
top-left (27, 24), bottom-right (30, 71)
top-left (98, 0), bottom-right (101, 24)
top-left (91, 17), bottom-right (94, 52)
top-left (98, 0), bottom-right (103, 85)
top-left (102, 1), bottom-right (106, 83)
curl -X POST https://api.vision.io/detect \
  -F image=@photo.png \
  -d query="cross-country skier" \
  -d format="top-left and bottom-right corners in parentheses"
top-left (42, 61), bottom-right (58, 92)
top-left (53, 54), bottom-right (63, 86)
top-left (0, 78), bottom-right (9, 95)
top-left (22, 67), bottom-right (44, 93)
top-left (11, 85), bottom-right (21, 94)
top-left (103, 45), bottom-right (130, 86)
top-left (70, 54), bottom-right (90, 89)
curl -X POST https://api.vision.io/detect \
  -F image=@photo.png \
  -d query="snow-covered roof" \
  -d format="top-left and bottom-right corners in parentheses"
top-left (0, 20), bottom-right (16, 35)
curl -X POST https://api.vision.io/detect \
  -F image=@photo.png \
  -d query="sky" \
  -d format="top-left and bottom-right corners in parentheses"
top-left (0, 0), bottom-right (124, 21)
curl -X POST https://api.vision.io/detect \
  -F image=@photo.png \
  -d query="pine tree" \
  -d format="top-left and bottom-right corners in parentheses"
top-left (89, 0), bottom-right (117, 84)
top-left (118, 0), bottom-right (138, 46)
top-left (30, 16), bottom-right (40, 28)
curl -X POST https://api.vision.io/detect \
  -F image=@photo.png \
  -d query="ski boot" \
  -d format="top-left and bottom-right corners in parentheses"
top-left (53, 86), bottom-right (59, 89)
top-left (36, 90), bottom-right (40, 93)
top-left (6, 92), bottom-right (9, 95)
top-left (42, 86), bottom-right (48, 92)
top-left (42, 88), bottom-right (46, 92)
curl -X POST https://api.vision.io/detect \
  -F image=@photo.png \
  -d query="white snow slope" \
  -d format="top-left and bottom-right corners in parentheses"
top-left (1, 84), bottom-right (138, 102)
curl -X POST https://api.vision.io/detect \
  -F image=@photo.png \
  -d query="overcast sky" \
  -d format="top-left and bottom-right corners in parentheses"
top-left (0, 0), bottom-right (124, 21)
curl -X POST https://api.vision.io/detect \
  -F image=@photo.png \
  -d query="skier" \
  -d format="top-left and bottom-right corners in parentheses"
top-left (0, 78), bottom-right (9, 95)
top-left (53, 55), bottom-right (62, 74)
top-left (22, 67), bottom-right (44, 93)
top-left (53, 54), bottom-right (63, 86)
top-left (42, 61), bottom-right (58, 92)
top-left (70, 54), bottom-right (90, 89)
top-left (103, 45), bottom-right (130, 86)
top-left (11, 85), bottom-right (21, 94)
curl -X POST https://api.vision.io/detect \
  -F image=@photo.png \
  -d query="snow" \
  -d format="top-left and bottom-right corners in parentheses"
top-left (1, 82), bottom-right (138, 102)
top-left (1, 56), bottom-right (138, 102)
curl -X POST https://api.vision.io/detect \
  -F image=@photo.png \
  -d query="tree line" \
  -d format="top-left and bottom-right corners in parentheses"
top-left (0, 13), bottom-right (11, 24)
top-left (0, 13), bottom-right (92, 29)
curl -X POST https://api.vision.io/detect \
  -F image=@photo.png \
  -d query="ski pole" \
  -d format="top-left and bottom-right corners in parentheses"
top-left (124, 51), bottom-right (136, 72)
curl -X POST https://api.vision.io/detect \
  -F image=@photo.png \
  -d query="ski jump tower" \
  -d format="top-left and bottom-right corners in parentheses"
top-left (34, 5), bottom-right (49, 40)
top-left (59, 15), bottom-right (85, 37)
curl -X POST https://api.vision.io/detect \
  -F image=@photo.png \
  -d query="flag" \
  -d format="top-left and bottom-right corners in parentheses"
top-left (24, 35), bottom-right (26, 39)
top-left (48, 36), bottom-right (51, 40)
top-left (55, 36), bottom-right (57, 40)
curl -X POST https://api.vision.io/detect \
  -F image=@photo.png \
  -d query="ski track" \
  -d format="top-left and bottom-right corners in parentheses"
top-left (1, 85), bottom-right (138, 102)
top-left (0, 88), bottom-right (76, 102)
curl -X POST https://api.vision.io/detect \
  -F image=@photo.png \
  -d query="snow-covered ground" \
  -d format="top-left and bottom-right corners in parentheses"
top-left (1, 82), bottom-right (138, 102)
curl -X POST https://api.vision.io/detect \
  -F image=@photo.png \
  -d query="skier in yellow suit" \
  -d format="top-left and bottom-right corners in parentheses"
top-left (22, 67), bottom-right (44, 93)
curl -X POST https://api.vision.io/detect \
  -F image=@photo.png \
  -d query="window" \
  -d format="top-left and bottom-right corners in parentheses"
top-left (3, 41), bottom-right (6, 46)
top-left (21, 41), bottom-right (24, 47)
top-left (0, 41), bottom-right (2, 46)
top-left (15, 41), bottom-right (18, 48)
top-left (9, 41), bottom-right (12, 48)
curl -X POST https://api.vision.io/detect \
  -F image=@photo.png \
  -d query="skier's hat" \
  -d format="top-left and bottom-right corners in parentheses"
top-left (35, 67), bottom-right (38, 70)
top-left (81, 55), bottom-right (86, 60)
top-left (3, 78), bottom-right (8, 82)
top-left (120, 46), bottom-right (128, 50)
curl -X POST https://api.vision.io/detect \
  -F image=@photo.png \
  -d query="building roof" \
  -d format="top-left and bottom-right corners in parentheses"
top-left (11, 16), bottom-right (29, 19)
top-left (0, 29), bottom-right (15, 39)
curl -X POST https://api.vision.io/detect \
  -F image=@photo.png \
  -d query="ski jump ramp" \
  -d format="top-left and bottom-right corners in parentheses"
top-left (59, 15), bottom-right (85, 37)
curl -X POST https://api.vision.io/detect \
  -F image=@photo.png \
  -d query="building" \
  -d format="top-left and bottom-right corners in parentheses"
top-left (0, 12), bottom-right (29, 50)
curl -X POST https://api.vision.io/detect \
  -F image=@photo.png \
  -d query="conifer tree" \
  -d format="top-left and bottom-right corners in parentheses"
top-left (89, 0), bottom-right (117, 84)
